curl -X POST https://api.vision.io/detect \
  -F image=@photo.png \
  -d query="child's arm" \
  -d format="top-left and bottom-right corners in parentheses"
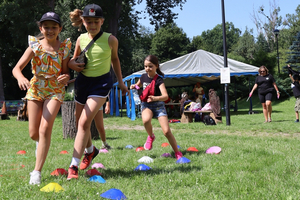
top-left (109, 35), bottom-right (129, 96)
top-left (147, 83), bottom-right (168, 102)
top-left (289, 74), bottom-right (294, 82)
top-left (12, 47), bottom-right (34, 90)
top-left (68, 37), bottom-right (85, 72)
top-left (57, 39), bottom-right (71, 85)
top-left (57, 56), bottom-right (70, 85)
top-left (130, 79), bottom-right (141, 89)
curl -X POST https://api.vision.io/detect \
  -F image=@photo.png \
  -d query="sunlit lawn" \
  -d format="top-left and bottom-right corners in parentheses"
top-left (1, 96), bottom-right (300, 199)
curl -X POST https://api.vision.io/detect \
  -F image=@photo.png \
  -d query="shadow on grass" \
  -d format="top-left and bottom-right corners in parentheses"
top-left (100, 164), bottom-right (202, 179)
top-left (226, 109), bottom-right (283, 116)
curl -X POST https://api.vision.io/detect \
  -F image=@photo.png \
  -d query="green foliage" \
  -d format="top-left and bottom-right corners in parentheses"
top-left (64, 92), bottom-right (74, 101)
top-left (150, 23), bottom-right (190, 62)
top-left (143, 0), bottom-right (187, 31)
top-left (233, 28), bottom-right (256, 61)
top-left (199, 22), bottom-right (241, 55)
top-left (251, 49), bottom-right (276, 75)
top-left (286, 31), bottom-right (300, 69)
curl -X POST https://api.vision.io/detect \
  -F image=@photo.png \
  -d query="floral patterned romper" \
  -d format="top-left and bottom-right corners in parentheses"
top-left (25, 36), bottom-right (71, 102)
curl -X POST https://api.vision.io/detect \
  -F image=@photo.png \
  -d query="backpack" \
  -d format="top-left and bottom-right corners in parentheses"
top-left (203, 115), bottom-right (216, 125)
top-left (194, 113), bottom-right (202, 122)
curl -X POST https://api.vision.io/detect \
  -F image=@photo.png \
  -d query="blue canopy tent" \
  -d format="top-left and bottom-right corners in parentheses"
top-left (111, 49), bottom-right (260, 120)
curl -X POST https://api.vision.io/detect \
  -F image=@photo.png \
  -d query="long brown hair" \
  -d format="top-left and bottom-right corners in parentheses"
top-left (144, 55), bottom-right (164, 77)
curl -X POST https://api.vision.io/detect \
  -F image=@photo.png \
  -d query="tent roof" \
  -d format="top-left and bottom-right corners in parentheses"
top-left (117, 49), bottom-right (259, 87)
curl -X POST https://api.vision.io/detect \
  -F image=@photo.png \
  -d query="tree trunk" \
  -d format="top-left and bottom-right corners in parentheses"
top-left (61, 101), bottom-right (99, 139)
top-left (62, 101), bottom-right (76, 139)
top-left (107, 0), bottom-right (122, 36)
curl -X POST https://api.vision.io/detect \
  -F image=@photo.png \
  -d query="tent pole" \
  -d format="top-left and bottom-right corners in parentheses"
top-left (221, 0), bottom-right (231, 125)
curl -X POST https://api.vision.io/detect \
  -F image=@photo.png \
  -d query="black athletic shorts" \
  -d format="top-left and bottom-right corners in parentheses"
top-left (258, 92), bottom-right (273, 103)
top-left (74, 72), bottom-right (112, 105)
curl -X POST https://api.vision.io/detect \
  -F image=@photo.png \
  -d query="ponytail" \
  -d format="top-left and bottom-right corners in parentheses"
top-left (156, 68), bottom-right (164, 77)
top-left (69, 9), bottom-right (84, 31)
top-left (145, 55), bottom-right (164, 77)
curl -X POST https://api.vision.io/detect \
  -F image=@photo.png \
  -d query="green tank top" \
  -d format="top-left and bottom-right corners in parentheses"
top-left (79, 32), bottom-right (111, 77)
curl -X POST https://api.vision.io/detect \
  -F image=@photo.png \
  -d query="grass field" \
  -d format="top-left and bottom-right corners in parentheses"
top-left (1, 96), bottom-right (300, 199)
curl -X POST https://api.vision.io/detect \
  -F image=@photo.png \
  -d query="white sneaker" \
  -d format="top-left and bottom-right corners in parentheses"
top-left (29, 171), bottom-right (41, 185)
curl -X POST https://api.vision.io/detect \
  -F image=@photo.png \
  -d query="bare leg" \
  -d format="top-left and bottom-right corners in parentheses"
top-left (261, 102), bottom-right (268, 122)
top-left (94, 110), bottom-right (106, 143)
top-left (141, 108), bottom-right (154, 137)
top-left (158, 115), bottom-right (179, 152)
top-left (266, 100), bottom-right (272, 121)
top-left (27, 100), bottom-right (43, 141)
top-left (34, 99), bottom-right (61, 171)
top-left (296, 111), bottom-right (299, 120)
top-left (72, 97), bottom-right (106, 159)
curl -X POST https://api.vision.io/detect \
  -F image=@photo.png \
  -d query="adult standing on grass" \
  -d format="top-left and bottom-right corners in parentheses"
top-left (249, 65), bottom-right (280, 123)
top-left (67, 4), bottom-right (128, 180)
top-left (12, 12), bottom-right (71, 185)
top-left (288, 64), bottom-right (300, 122)
top-left (130, 55), bottom-right (183, 160)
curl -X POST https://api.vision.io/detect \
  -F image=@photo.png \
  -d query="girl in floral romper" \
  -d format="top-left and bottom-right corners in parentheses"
top-left (12, 12), bottom-right (71, 185)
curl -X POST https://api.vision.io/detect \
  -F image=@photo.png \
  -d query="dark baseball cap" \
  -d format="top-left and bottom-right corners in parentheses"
top-left (82, 4), bottom-right (103, 18)
top-left (39, 12), bottom-right (61, 25)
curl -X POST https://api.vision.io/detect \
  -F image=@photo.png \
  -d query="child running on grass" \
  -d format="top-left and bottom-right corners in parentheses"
top-left (67, 4), bottom-right (128, 180)
top-left (130, 55), bottom-right (183, 160)
top-left (288, 64), bottom-right (300, 122)
top-left (12, 12), bottom-right (71, 185)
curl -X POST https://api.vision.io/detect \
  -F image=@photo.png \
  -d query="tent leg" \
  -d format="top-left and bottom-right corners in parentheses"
top-left (248, 76), bottom-right (255, 115)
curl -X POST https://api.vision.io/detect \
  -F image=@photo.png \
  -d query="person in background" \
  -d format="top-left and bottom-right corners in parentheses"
top-left (130, 55), bottom-right (183, 160)
top-left (12, 12), bottom-right (71, 185)
top-left (67, 4), bottom-right (128, 180)
top-left (288, 64), bottom-right (300, 122)
top-left (193, 82), bottom-right (204, 103)
top-left (249, 65), bottom-right (280, 123)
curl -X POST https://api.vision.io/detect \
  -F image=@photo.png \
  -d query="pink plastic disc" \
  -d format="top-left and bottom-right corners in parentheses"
top-left (206, 146), bottom-right (221, 154)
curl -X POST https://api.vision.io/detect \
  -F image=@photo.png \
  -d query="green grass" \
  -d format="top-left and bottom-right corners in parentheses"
top-left (1, 96), bottom-right (300, 199)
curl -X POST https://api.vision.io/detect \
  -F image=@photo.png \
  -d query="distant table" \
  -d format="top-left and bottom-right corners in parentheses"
top-left (165, 103), bottom-right (181, 106)
top-left (165, 103), bottom-right (181, 117)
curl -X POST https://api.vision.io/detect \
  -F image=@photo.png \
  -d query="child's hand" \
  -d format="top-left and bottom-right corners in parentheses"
top-left (68, 59), bottom-right (85, 72)
top-left (119, 82), bottom-right (129, 96)
top-left (129, 84), bottom-right (135, 89)
top-left (147, 95), bottom-right (155, 102)
top-left (17, 77), bottom-right (30, 91)
top-left (105, 104), bottom-right (110, 114)
top-left (57, 74), bottom-right (70, 85)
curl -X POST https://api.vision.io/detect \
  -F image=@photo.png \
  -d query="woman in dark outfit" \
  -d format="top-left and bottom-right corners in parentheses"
top-left (249, 66), bottom-right (280, 123)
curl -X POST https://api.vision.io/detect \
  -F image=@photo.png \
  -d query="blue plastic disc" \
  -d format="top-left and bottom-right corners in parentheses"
top-left (125, 145), bottom-right (133, 149)
top-left (176, 157), bottom-right (191, 164)
top-left (134, 164), bottom-right (151, 171)
top-left (100, 188), bottom-right (127, 199)
top-left (88, 175), bottom-right (106, 183)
